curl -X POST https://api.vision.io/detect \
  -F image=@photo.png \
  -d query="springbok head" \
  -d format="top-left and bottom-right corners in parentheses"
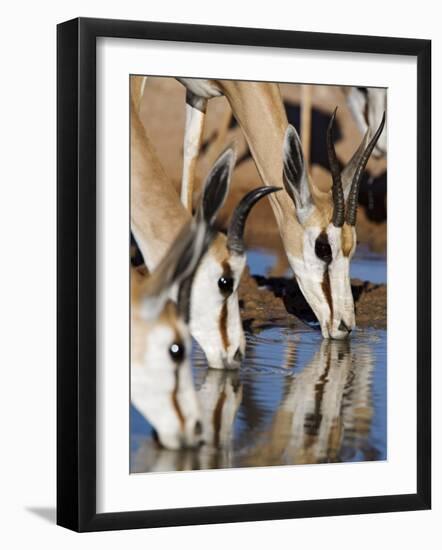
top-left (131, 160), bottom-right (225, 449)
top-left (282, 108), bottom-right (385, 339)
top-left (190, 152), bottom-right (280, 369)
top-left (346, 87), bottom-right (387, 158)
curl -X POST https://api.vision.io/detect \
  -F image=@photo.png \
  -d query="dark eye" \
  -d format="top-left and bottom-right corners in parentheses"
top-left (169, 342), bottom-right (185, 363)
top-left (218, 276), bottom-right (234, 296)
top-left (315, 234), bottom-right (332, 263)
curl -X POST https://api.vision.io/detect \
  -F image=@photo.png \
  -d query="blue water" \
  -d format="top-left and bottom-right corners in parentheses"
top-left (130, 250), bottom-right (387, 473)
top-left (248, 246), bottom-right (387, 284)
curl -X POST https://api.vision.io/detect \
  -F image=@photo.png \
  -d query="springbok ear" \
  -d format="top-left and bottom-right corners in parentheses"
top-left (282, 125), bottom-right (312, 224)
top-left (196, 146), bottom-right (236, 225)
top-left (141, 218), bottom-right (213, 322)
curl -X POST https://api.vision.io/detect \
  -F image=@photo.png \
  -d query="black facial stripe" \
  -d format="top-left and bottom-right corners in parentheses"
top-left (321, 268), bottom-right (333, 323)
top-left (171, 367), bottom-right (185, 430)
top-left (219, 301), bottom-right (229, 351)
top-left (315, 232), bottom-right (332, 264)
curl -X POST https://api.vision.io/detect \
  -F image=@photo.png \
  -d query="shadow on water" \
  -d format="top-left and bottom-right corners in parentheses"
top-left (130, 249), bottom-right (387, 474)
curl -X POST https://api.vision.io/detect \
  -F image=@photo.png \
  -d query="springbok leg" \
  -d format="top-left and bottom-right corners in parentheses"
top-left (205, 103), bottom-right (233, 167)
top-left (301, 84), bottom-right (312, 169)
top-left (181, 90), bottom-right (207, 212)
top-left (131, 75), bottom-right (147, 113)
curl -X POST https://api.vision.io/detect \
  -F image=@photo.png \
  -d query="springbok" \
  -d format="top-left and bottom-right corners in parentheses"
top-left (131, 200), bottom-right (218, 450)
top-left (132, 368), bottom-right (243, 471)
top-left (131, 78), bottom-right (280, 368)
top-left (172, 78), bottom-right (385, 339)
top-left (344, 87), bottom-right (387, 158)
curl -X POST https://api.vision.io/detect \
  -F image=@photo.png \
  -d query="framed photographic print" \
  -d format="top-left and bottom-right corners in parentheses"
top-left (57, 17), bottom-right (431, 532)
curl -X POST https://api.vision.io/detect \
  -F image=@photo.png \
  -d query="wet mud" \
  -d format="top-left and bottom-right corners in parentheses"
top-left (239, 267), bottom-right (386, 332)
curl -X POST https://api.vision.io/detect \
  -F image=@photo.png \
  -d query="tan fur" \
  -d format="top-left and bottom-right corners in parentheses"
top-left (208, 232), bottom-right (230, 264)
top-left (210, 80), bottom-right (332, 259)
top-left (131, 268), bottom-right (180, 365)
top-left (131, 268), bottom-right (151, 365)
top-left (184, 155), bottom-right (198, 210)
top-left (341, 223), bottom-right (355, 257)
top-left (139, 78), bottom-right (344, 262)
top-left (304, 204), bottom-right (333, 230)
top-left (184, 80), bottom-right (367, 264)
top-left (131, 76), bottom-right (146, 112)
top-left (131, 77), bottom-right (230, 271)
top-left (131, 93), bottom-right (188, 269)
top-left (130, 78), bottom-right (243, 369)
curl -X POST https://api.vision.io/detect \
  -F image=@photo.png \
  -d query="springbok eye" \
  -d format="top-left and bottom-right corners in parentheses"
top-left (169, 342), bottom-right (185, 363)
top-left (218, 276), bottom-right (234, 296)
top-left (315, 233), bottom-right (332, 264)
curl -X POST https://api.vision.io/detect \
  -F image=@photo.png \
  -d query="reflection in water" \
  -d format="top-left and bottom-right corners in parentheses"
top-left (244, 338), bottom-right (374, 466)
top-left (131, 327), bottom-right (386, 473)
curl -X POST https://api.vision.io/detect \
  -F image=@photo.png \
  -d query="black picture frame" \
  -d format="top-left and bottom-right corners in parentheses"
top-left (57, 17), bottom-right (431, 532)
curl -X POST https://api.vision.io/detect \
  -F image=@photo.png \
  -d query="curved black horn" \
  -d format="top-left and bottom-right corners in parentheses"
top-left (227, 186), bottom-right (281, 255)
top-left (326, 107), bottom-right (345, 227)
top-left (346, 112), bottom-right (386, 226)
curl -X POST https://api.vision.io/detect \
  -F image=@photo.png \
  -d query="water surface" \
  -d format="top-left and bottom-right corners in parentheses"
top-left (130, 250), bottom-right (387, 473)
